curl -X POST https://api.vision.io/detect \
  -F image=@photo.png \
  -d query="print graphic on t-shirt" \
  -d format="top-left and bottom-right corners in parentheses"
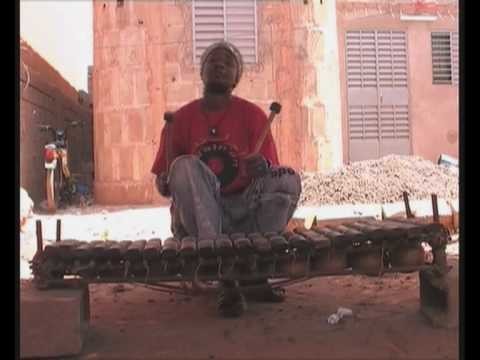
top-left (195, 140), bottom-right (240, 188)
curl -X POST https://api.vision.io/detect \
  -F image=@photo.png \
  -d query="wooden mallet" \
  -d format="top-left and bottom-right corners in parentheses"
top-left (251, 102), bottom-right (281, 155)
top-left (163, 112), bottom-right (174, 173)
top-left (239, 102), bottom-right (281, 179)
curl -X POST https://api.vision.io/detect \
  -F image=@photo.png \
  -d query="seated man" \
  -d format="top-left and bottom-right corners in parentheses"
top-left (151, 41), bottom-right (302, 317)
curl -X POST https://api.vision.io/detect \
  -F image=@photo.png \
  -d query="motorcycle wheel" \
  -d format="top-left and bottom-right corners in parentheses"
top-left (46, 169), bottom-right (57, 212)
top-left (59, 180), bottom-right (76, 207)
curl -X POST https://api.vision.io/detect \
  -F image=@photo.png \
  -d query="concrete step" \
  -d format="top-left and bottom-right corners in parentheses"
top-left (419, 259), bottom-right (458, 328)
top-left (20, 281), bottom-right (89, 358)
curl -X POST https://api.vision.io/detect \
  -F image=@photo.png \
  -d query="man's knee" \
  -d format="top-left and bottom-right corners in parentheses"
top-left (169, 155), bottom-right (206, 181)
top-left (169, 155), bottom-right (218, 194)
top-left (170, 155), bottom-right (201, 175)
top-left (168, 155), bottom-right (201, 188)
top-left (267, 166), bottom-right (302, 197)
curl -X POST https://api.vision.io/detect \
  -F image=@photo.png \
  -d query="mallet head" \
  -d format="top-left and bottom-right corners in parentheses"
top-left (270, 102), bottom-right (282, 114)
top-left (164, 112), bottom-right (174, 124)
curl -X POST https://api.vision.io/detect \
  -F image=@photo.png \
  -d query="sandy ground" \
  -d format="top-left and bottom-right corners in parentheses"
top-left (74, 268), bottom-right (459, 360)
top-left (20, 206), bottom-right (459, 360)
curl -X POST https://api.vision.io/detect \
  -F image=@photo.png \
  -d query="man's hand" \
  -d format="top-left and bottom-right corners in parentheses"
top-left (245, 154), bottom-right (269, 178)
top-left (155, 172), bottom-right (171, 197)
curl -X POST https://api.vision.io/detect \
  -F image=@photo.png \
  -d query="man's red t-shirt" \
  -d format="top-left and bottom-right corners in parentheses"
top-left (151, 96), bottom-right (279, 195)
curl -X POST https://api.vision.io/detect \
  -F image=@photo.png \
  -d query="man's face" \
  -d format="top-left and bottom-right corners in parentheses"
top-left (202, 48), bottom-right (238, 94)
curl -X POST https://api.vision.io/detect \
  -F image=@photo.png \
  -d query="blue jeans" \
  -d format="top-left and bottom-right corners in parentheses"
top-left (167, 155), bottom-right (302, 239)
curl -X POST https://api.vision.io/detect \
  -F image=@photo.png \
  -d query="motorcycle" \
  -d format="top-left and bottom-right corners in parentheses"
top-left (38, 120), bottom-right (80, 212)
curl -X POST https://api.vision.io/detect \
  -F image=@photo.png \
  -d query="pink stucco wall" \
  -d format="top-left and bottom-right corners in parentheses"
top-left (337, 1), bottom-right (458, 164)
top-left (407, 23), bottom-right (458, 162)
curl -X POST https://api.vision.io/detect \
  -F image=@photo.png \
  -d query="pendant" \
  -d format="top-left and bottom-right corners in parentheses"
top-left (209, 127), bottom-right (217, 136)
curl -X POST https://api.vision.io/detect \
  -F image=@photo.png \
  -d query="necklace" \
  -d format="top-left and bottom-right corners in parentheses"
top-left (201, 98), bottom-right (232, 137)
